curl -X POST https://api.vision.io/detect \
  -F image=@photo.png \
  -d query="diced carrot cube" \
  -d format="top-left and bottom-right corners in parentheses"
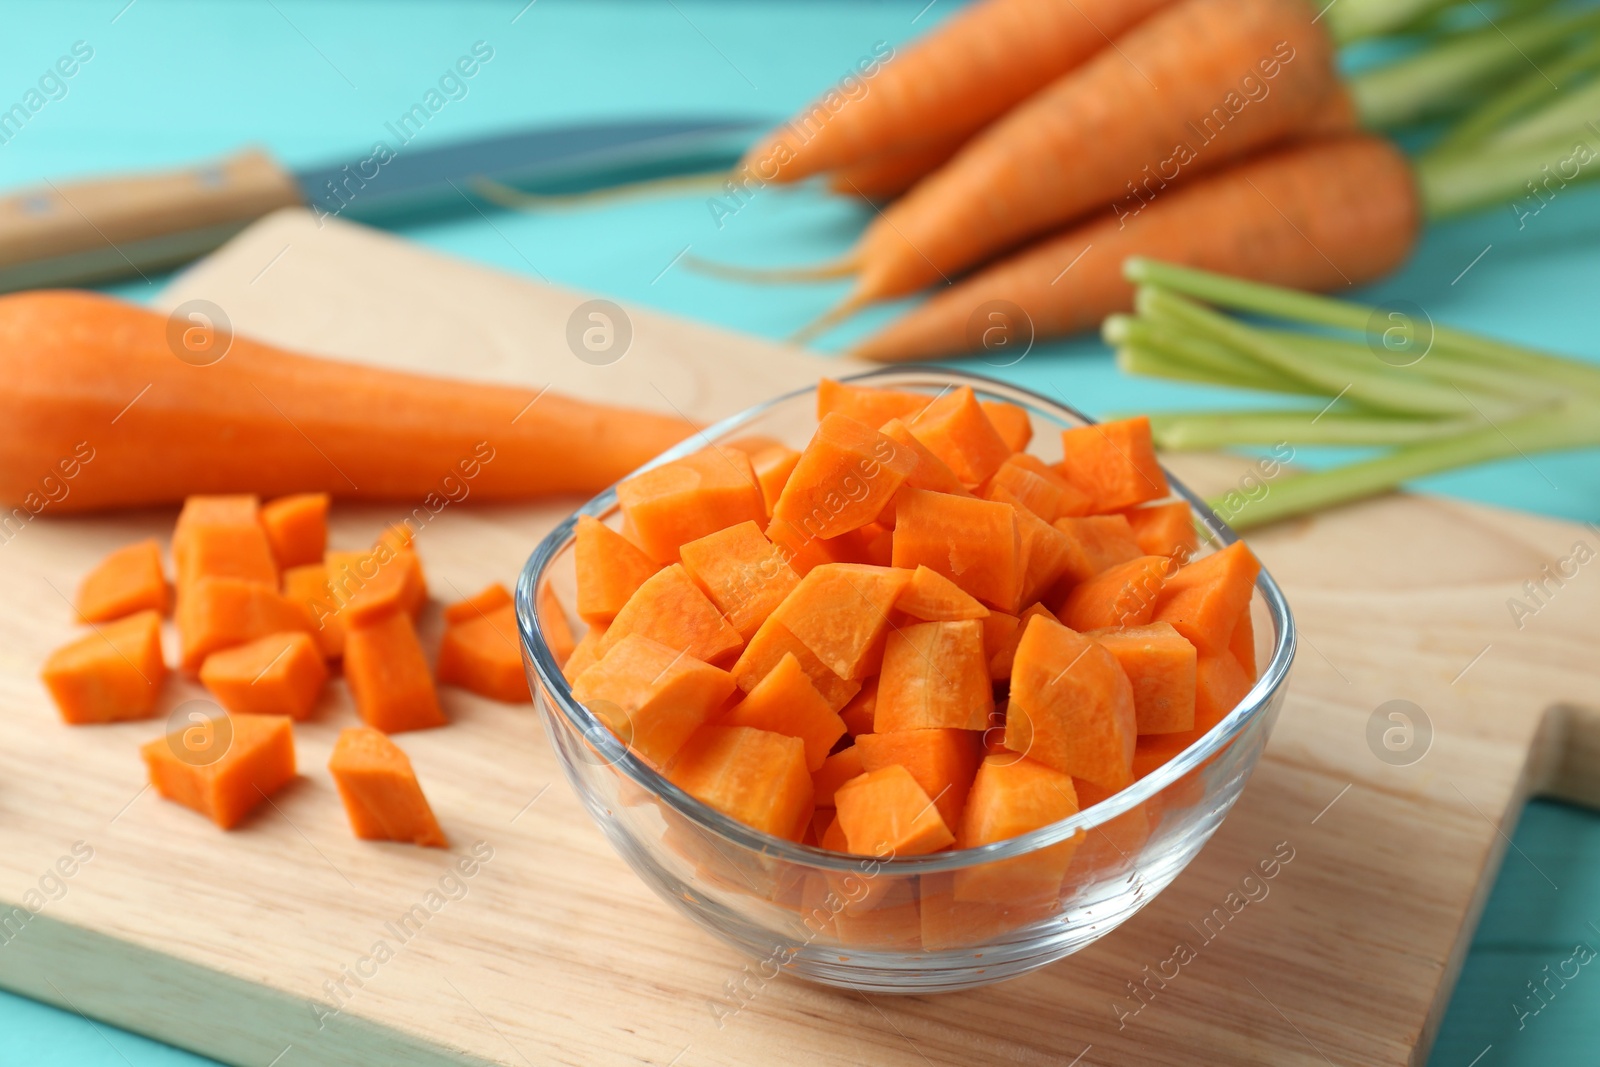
top-left (748, 443), bottom-right (802, 516)
top-left (856, 727), bottom-right (980, 830)
top-left (1052, 514), bottom-right (1143, 584)
top-left (259, 493), bottom-right (329, 570)
top-left (1088, 623), bottom-right (1196, 735)
top-left (907, 386), bottom-right (1012, 485)
top-left (839, 677), bottom-right (877, 736)
top-left (617, 446), bottom-right (766, 564)
top-left (720, 652), bottom-right (846, 771)
top-left (981, 610), bottom-right (1021, 681)
top-left (1196, 648), bottom-right (1253, 726)
top-left (1057, 416), bottom-right (1169, 512)
top-left (562, 622), bottom-right (607, 684)
top-left (141, 712), bottom-right (296, 829)
top-left (340, 549), bottom-right (427, 628)
top-left (891, 488), bottom-right (1021, 611)
top-left (199, 631), bottom-right (327, 720)
top-left (443, 582), bottom-right (514, 625)
top-left (764, 517), bottom-right (851, 578)
top-left (667, 725), bottom-right (813, 841)
top-left (573, 633), bottom-right (734, 764)
top-left (1007, 615), bottom-right (1136, 790)
top-left (282, 563), bottom-right (343, 659)
top-left (328, 727), bottom-right (447, 847)
top-left (772, 413), bottom-right (919, 540)
top-left (834, 764), bottom-right (953, 856)
top-left (575, 515), bottom-right (661, 624)
top-left (729, 615), bottom-right (860, 712)
top-left (599, 563), bottom-right (743, 665)
top-left (816, 378), bottom-right (927, 427)
top-left (875, 619), bottom-right (993, 732)
top-left (878, 418), bottom-right (970, 497)
top-left (1152, 541), bottom-right (1261, 654)
top-left (76, 539), bottom-right (168, 622)
top-left (919, 874), bottom-right (1058, 950)
top-left (538, 583), bottom-right (576, 668)
top-left (813, 745), bottom-right (865, 806)
top-left (1123, 501), bottom-right (1197, 560)
top-left (896, 564), bottom-right (989, 621)
top-left (769, 563), bottom-right (911, 680)
top-left (177, 576), bottom-right (316, 671)
top-left (1068, 775), bottom-right (1152, 876)
top-left (851, 522), bottom-right (895, 567)
top-left (1229, 603), bottom-right (1257, 679)
top-left (343, 611), bottom-right (447, 733)
top-left (955, 754), bottom-right (1080, 904)
top-left (1057, 555), bottom-right (1174, 632)
top-left (374, 522), bottom-right (414, 555)
top-left (984, 454), bottom-right (1092, 523)
top-left (993, 488), bottom-right (1076, 606)
top-left (979, 400), bottom-right (1033, 453)
top-left (809, 808), bottom-right (835, 845)
top-left (41, 610), bottom-right (167, 724)
top-left (173, 494), bottom-right (277, 593)
top-left (680, 520), bottom-right (800, 639)
top-left (437, 603), bottom-right (530, 703)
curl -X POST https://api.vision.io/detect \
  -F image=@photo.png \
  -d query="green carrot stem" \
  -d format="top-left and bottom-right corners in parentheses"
top-left (1148, 409), bottom-right (1484, 449)
top-left (1430, 38), bottom-right (1600, 154)
top-left (1323, 0), bottom-right (1459, 45)
top-left (1135, 287), bottom-right (1497, 417)
top-left (1348, 8), bottom-right (1600, 129)
top-left (1114, 344), bottom-right (1234, 390)
top-left (1490, 77), bottom-right (1600, 148)
top-left (1419, 126), bottom-right (1600, 219)
top-left (1124, 259), bottom-right (1600, 394)
top-left (1217, 411), bottom-right (1600, 530)
top-left (1106, 315), bottom-right (1321, 396)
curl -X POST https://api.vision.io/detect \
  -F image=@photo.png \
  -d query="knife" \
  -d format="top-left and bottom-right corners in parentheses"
top-left (0, 116), bottom-right (762, 293)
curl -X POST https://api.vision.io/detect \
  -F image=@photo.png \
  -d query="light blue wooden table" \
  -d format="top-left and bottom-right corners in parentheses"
top-left (2, 3), bottom-right (1596, 1063)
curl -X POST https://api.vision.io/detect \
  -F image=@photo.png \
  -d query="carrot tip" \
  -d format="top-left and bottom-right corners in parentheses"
top-left (789, 293), bottom-right (870, 346)
top-left (683, 253), bottom-right (860, 285)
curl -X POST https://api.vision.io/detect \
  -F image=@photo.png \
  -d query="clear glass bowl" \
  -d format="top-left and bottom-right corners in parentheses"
top-left (515, 368), bottom-right (1296, 994)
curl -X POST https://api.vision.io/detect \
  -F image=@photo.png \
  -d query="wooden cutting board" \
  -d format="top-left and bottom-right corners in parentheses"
top-left (2, 208), bottom-right (1595, 1067)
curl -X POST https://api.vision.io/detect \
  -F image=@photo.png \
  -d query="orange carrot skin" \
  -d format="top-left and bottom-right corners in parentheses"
top-left (854, 136), bottom-right (1420, 362)
top-left (828, 137), bottom-right (967, 202)
top-left (746, 0), bottom-right (1176, 184)
top-left (859, 0), bottom-right (1338, 301)
top-left (0, 291), bottom-right (691, 512)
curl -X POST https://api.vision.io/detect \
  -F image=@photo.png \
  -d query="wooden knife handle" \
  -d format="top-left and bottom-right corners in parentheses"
top-left (0, 148), bottom-right (303, 291)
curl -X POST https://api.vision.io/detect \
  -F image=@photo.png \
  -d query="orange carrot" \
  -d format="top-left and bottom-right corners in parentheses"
top-left (875, 619), bottom-right (993, 732)
top-left (598, 563), bottom-right (744, 666)
top-left (828, 137), bottom-right (967, 201)
top-left (1007, 614), bottom-right (1137, 790)
top-left (76, 539), bottom-right (168, 622)
top-left (328, 727), bottom-right (448, 847)
top-left (443, 582), bottom-right (514, 625)
top-left (984, 454), bottom-right (1091, 523)
top-left (813, 745), bottom-right (865, 807)
top-left (744, 0), bottom-right (1176, 184)
top-left (667, 725), bottom-right (814, 841)
top-left (720, 651), bottom-right (847, 771)
top-left (730, 615), bottom-right (861, 712)
top-left (0, 291), bottom-right (691, 512)
top-left (259, 493), bottom-right (329, 570)
top-left (891, 488), bottom-right (1021, 611)
top-left (1124, 501), bottom-right (1198, 560)
top-left (769, 563), bottom-right (912, 680)
top-left (839, 677), bottom-right (878, 737)
top-left (616, 446), bottom-right (766, 565)
top-left (979, 401), bottom-right (1033, 453)
top-left (141, 712), bottom-right (296, 829)
top-left (282, 563), bottom-right (343, 659)
top-left (853, 136), bottom-right (1419, 361)
top-left (679, 521), bottom-right (799, 640)
top-left (771, 413), bottom-right (918, 539)
top-left (1056, 555), bottom-right (1173, 632)
top-left (198, 631), bottom-right (328, 719)
top-left (1058, 417), bottom-right (1169, 513)
top-left (538, 583), bottom-right (576, 668)
top-left (826, 0), bottom-right (1338, 314)
top-left (573, 633), bottom-right (735, 766)
top-left (834, 764), bottom-right (953, 856)
top-left (343, 611), bottom-right (447, 734)
top-left (954, 754), bottom-right (1080, 904)
top-left (173, 494), bottom-right (278, 595)
top-left (177, 577), bottom-right (316, 671)
top-left (907, 386), bottom-right (1013, 486)
top-left (895, 564), bottom-right (989, 622)
top-left (1088, 622), bottom-right (1197, 735)
top-left (41, 610), bottom-right (167, 724)
top-left (437, 603), bottom-right (531, 703)
top-left (574, 515), bottom-right (661, 624)
top-left (855, 727), bottom-right (981, 831)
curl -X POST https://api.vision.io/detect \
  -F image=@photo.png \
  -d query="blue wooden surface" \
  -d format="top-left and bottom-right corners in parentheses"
top-left (2, 2), bottom-right (1597, 1064)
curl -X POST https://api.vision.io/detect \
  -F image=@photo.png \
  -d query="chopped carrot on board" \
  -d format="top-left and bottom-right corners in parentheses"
top-left (177, 577), bottom-right (315, 671)
top-left (343, 611), bottom-right (447, 733)
top-left (443, 582), bottom-right (514, 625)
top-left (438, 603), bottom-right (531, 703)
top-left (41, 610), bottom-right (167, 724)
top-left (1007, 614), bottom-right (1137, 790)
top-left (141, 712), bottom-right (296, 829)
top-left (281, 563), bottom-right (343, 659)
top-left (574, 515), bottom-right (660, 624)
top-left (198, 631), bottom-right (327, 720)
top-left (667, 725), bottom-right (814, 841)
top-left (258, 493), bottom-right (329, 570)
top-left (679, 521), bottom-right (800, 640)
top-left (720, 652), bottom-right (846, 771)
top-left (772, 413), bottom-right (919, 540)
top-left (328, 727), bottom-right (448, 848)
top-left (339, 549), bottom-right (427, 628)
top-left (572, 633), bottom-right (735, 766)
top-left (616, 446), bottom-right (766, 564)
top-left (173, 494), bottom-right (277, 593)
top-left (76, 539), bottom-right (168, 623)
top-left (1056, 417), bottom-right (1169, 512)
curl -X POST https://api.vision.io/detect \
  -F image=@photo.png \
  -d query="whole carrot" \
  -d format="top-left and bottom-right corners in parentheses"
top-left (0, 290), bottom-right (692, 512)
top-left (851, 137), bottom-right (1420, 363)
top-left (742, 0), bottom-right (1175, 185)
top-left (827, 137), bottom-right (967, 202)
top-left (812, 0), bottom-right (1337, 324)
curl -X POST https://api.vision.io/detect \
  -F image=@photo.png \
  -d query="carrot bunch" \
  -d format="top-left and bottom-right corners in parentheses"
top-left (704, 0), bottom-right (1600, 360)
top-left (40, 492), bottom-right (557, 842)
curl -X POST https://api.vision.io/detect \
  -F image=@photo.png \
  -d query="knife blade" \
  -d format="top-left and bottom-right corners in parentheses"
top-left (0, 116), bottom-right (762, 293)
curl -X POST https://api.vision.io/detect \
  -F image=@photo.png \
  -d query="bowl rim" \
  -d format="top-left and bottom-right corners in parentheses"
top-left (516, 366), bottom-right (1297, 874)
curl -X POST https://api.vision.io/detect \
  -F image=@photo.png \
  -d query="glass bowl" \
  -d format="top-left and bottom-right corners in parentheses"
top-left (515, 368), bottom-right (1296, 994)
